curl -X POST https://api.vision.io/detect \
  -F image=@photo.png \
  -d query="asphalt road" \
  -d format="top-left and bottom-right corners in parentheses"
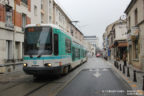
top-left (0, 57), bottom-right (132, 96)
top-left (57, 58), bottom-right (131, 96)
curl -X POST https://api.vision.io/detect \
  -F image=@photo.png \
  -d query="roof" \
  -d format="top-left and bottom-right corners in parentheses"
top-left (25, 24), bottom-right (61, 30)
top-left (124, 0), bottom-right (137, 14)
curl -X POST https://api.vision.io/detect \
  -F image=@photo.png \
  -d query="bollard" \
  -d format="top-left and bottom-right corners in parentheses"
top-left (117, 63), bottom-right (119, 69)
top-left (116, 62), bottom-right (118, 69)
top-left (142, 76), bottom-right (144, 91)
top-left (120, 64), bottom-right (122, 71)
top-left (127, 67), bottom-right (130, 77)
top-left (123, 65), bottom-right (125, 74)
top-left (116, 61), bottom-right (117, 68)
top-left (114, 61), bottom-right (116, 67)
top-left (133, 70), bottom-right (137, 82)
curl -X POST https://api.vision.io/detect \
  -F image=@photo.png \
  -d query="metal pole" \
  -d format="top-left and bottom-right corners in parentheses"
top-left (123, 65), bottom-right (125, 74)
top-left (133, 70), bottom-right (137, 82)
top-left (127, 67), bottom-right (130, 77)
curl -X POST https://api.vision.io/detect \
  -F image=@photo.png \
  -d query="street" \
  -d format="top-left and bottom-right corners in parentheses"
top-left (0, 57), bottom-right (132, 96)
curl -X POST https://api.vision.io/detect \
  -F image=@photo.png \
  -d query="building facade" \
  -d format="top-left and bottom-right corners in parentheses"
top-left (0, 0), bottom-right (31, 73)
top-left (0, 0), bottom-right (88, 73)
top-left (84, 36), bottom-right (98, 56)
top-left (125, 0), bottom-right (144, 70)
top-left (53, 1), bottom-right (84, 43)
top-left (104, 19), bottom-right (128, 60)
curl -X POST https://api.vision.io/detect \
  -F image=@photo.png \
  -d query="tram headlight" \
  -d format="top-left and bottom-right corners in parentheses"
top-left (44, 63), bottom-right (52, 67)
top-left (23, 63), bottom-right (27, 67)
top-left (48, 63), bottom-right (52, 67)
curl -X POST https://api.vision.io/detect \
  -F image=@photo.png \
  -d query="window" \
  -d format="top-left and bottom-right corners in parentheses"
top-left (75, 48), bottom-right (80, 59)
top-left (21, 0), bottom-right (28, 5)
top-left (6, 40), bottom-right (12, 60)
top-left (5, 5), bottom-right (13, 28)
top-left (128, 16), bottom-right (131, 28)
top-left (49, 16), bottom-right (52, 23)
top-left (22, 13), bottom-right (26, 31)
top-left (54, 34), bottom-right (59, 55)
top-left (65, 38), bottom-right (71, 53)
top-left (15, 42), bottom-right (20, 60)
top-left (71, 29), bottom-right (73, 36)
top-left (134, 40), bottom-right (139, 59)
top-left (135, 9), bottom-right (138, 25)
top-left (72, 47), bottom-right (75, 61)
top-left (41, 13), bottom-right (44, 23)
top-left (34, 5), bottom-right (37, 16)
top-left (41, 0), bottom-right (44, 9)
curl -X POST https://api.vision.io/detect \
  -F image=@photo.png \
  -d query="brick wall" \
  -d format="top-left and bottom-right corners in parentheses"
top-left (0, 1), bottom-right (31, 28)
top-left (28, 0), bottom-right (31, 11)
top-left (26, 16), bottom-right (31, 24)
top-left (15, 11), bottom-right (22, 27)
top-left (16, 0), bottom-right (21, 5)
top-left (0, 4), bottom-right (5, 22)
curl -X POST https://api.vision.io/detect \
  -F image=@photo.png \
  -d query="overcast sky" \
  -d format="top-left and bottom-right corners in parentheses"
top-left (55, 0), bottom-right (131, 48)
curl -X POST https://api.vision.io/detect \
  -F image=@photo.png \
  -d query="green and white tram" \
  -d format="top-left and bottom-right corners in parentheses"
top-left (23, 24), bottom-right (87, 76)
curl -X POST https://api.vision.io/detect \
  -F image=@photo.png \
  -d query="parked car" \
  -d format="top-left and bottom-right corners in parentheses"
top-left (96, 53), bottom-right (101, 57)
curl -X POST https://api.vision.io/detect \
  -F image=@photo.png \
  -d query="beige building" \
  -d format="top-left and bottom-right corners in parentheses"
top-left (125, 0), bottom-right (144, 70)
top-left (41, 0), bottom-right (53, 24)
top-left (53, 1), bottom-right (84, 43)
top-left (104, 19), bottom-right (128, 60)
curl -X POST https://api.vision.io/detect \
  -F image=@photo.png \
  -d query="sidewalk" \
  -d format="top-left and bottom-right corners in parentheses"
top-left (0, 71), bottom-right (30, 83)
top-left (108, 59), bottom-right (144, 96)
top-left (0, 70), bottom-right (31, 92)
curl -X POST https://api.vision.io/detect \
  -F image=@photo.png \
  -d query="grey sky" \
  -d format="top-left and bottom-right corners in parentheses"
top-left (55, 0), bottom-right (131, 48)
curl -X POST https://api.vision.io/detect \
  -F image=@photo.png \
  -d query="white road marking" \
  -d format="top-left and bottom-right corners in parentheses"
top-left (93, 71), bottom-right (101, 78)
top-left (102, 68), bottom-right (108, 71)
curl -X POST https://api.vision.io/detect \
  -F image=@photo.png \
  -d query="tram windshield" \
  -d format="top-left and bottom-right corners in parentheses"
top-left (24, 26), bottom-right (52, 55)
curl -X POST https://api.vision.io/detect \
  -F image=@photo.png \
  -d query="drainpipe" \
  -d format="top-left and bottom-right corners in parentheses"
top-left (13, 0), bottom-right (16, 65)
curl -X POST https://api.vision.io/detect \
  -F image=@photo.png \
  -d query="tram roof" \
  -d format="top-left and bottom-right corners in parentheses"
top-left (25, 24), bottom-right (61, 30)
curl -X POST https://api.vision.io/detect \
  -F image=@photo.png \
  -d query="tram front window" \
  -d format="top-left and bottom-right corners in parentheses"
top-left (24, 27), bottom-right (52, 55)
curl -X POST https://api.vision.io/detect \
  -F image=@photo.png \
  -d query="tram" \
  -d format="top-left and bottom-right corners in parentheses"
top-left (23, 24), bottom-right (87, 77)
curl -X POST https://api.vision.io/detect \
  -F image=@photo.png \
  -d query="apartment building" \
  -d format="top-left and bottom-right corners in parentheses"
top-left (0, 0), bottom-right (31, 73)
top-left (104, 19), bottom-right (127, 60)
top-left (53, 1), bottom-right (84, 43)
top-left (125, 0), bottom-right (144, 70)
top-left (105, 23), bottom-right (114, 60)
top-left (111, 20), bottom-right (128, 60)
top-left (31, 0), bottom-right (41, 24)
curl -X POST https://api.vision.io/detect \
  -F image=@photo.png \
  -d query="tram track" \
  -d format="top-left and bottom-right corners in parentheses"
top-left (0, 62), bottom-right (87, 96)
top-left (24, 81), bottom-right (50, 96)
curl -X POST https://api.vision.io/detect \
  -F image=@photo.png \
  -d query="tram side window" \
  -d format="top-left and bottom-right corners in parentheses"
top-left (65, 38), bottom-right (71, 53)
top-left (75, 48), bottom-right (80, 59)
top-left (72, 47), bottom-right (75, 61)
top-left (54, 34), bottom-right (59, 55)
